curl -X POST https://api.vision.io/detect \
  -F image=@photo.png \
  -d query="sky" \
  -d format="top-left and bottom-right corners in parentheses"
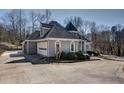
top-left (0, 9), bottom-right (124, 27)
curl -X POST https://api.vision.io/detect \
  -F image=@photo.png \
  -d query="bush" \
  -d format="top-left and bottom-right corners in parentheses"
top-left (60, 51), bottom-right (66, 59)
top-left (85, 55), bottom-right (90, 60)
top-left (59, 51), bottom-right (90, 61)
top-left (86, 51), bottom-right (93, 56)
top-left (75, 51), bottom-right (85, 60)
top-left (66, 52), bottom-right (77, 60)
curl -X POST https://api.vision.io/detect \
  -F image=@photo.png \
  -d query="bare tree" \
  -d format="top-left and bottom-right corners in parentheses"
top-left (64, 16), bottom-right (84, 35)
top-left (64, 16), bottom-right (82, 29)
top-left (37, 12), bottom-right (46, 36)
top-left (44, 9), bottom-right (51, 23)
top-left (30, 10), bottom-right (38, 32)
top-left (82, 20), bottom-right (91, 34)
top-left (1, 9), bottom-right (27, 44)
top-left (90, 22), bottom-right (97, 51)
top-left (1, 10), bottom-right (19, 43)
top-left (18, 9), bottom-right (27, 42)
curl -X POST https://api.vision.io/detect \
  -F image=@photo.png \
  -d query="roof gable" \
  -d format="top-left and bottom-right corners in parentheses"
top-left (26, 21), bottom-right (90, 41)
top-left (65, 22), bottom-right (78, 31)
top-left (46, 25), bottom-right (79, 39)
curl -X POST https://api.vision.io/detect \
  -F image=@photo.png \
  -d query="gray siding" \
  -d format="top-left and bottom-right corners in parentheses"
top-left (61, 41), bottom-right (70, 53)
top-left (48, 40), bottom-right (81, 57)
top-left (28, 42), bottom-right (37, 54)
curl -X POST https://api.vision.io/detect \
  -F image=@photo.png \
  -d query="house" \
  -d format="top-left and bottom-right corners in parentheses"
top-left (22, 21), bottom-right (91, 57)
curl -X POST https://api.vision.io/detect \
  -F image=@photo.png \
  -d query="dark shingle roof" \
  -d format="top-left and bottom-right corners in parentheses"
top-left (46, 25), bottom-right (79, 39)
top-left (42, 23), bottom-right (53, 28)
top-left (27, 31), bottom-right (40, 40)
top-left (26, 21), bottom-right (90, 41)
top-left (65, 22), bottom-right (78, 31)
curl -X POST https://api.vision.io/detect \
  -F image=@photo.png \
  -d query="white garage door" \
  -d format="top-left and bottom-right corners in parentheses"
top-left (37, 41), bottom-right (48, 56)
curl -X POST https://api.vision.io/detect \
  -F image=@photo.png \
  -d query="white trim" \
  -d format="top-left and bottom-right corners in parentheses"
top-left (55, 40), bottom-right (61, 54)
top-left (47, 38), bottom-right (81, 41)
top-left (25, 39), bottom-right (47, 42)
top-left (70, 41), bottom-right (75, 52)
top-left (24, 37), bottom-right (86, 42)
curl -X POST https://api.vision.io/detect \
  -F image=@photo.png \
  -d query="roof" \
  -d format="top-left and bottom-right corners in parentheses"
top-left (65, 22), bottom-right (78, 31)
top-left (46, 25), bottom-right (79, 39)
top-left (49, 21), bottom-right (65, 29)
top-left (27, 31), bottom-right (40, 40)
top-left (26, 21), bottom-right (90, 41)
top-left (41, 23), bottom-right (53, 28)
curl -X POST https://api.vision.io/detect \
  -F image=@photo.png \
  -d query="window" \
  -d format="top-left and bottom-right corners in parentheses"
top-left (70, 41), bottom-right (75, 52)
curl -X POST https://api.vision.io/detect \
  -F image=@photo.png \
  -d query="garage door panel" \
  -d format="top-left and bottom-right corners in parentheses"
top-left (37, 41), bottom-right (48, 56)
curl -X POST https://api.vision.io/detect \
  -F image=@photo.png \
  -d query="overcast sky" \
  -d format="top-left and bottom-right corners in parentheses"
top-left (0, 9), bottom-right (124, 26)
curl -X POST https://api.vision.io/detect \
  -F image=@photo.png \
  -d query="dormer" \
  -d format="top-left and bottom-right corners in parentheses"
top-left (65, 22), bottom-right (78, 33)
top-left (40, 23), bottom-right (53, 37)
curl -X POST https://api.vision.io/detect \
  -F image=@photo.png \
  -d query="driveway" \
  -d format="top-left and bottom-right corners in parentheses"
top-left (0, 50), bottom-right (124, 84)
top-left (0, 50), bottom-right (30, 64)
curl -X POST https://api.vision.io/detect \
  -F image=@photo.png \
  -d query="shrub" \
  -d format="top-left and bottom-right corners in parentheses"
top-left (75, 51), bottom-right (85, 60)
top-left (86, 51), bottom-right (93, 56)
top-left (85, 55), bottom-right (90, 60)
top-left (66, 52), bottom-right (77, 60)
top-left (58, 51), bottom-right (90, 61)
top-left (60, 51), bottom-right (66, 59)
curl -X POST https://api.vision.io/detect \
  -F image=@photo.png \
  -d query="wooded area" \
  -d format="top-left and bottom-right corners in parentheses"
top-left (0, 9), bottom-right (124, 56)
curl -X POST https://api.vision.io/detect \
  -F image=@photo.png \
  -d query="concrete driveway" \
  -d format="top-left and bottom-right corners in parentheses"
top-left (0, 50), bottom-right (30, 64)
top-left (0, 50), bottom-right (124, 84)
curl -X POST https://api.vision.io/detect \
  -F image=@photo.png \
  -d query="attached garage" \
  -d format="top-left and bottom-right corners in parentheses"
top-left (37, 41), bottom-right (48, 56)
top-left (23, 41), bottom-right (37, 55)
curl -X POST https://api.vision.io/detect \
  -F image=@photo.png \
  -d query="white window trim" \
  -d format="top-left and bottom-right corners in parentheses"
top-left (70, 41), bottom-right (75, 52)
top-left (55, 40), bottom-right (61, 54)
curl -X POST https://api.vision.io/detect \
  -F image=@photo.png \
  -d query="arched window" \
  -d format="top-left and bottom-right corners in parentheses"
top-left (70, 41), bottom-right (75, 52)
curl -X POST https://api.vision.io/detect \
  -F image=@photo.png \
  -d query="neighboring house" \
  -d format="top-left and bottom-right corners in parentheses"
top-left (22, 21), bottom-right (91, 57)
